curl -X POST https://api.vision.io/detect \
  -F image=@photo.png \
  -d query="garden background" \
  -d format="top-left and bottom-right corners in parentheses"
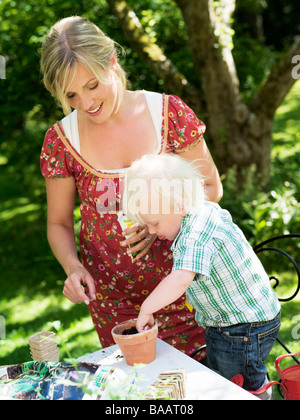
top-left (0, 0), bottom-right (299, 395)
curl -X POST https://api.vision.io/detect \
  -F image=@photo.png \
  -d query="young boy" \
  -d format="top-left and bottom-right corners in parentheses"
top-left (124, 153), bottom-right (281, 394)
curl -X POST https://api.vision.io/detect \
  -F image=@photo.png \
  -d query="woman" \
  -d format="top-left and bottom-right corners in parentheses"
top-left (40, 16), bottom-right (223, 356)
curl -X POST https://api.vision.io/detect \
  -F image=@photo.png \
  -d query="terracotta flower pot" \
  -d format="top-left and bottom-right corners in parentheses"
top-left (111, 318), bottom-right (158, 366)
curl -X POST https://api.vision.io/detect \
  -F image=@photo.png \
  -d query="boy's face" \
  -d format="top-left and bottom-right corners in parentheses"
top-left (141, 211), bottom-right (186, 241)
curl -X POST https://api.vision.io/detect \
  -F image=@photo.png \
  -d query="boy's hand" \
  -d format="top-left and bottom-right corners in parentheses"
top-left (136, 311), bottom-right (155, 332)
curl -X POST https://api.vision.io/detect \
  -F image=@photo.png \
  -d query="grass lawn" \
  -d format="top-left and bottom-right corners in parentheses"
top-left (0, 171), bottom-right (100, 365)
top-left (0, 81), bottom-right (299, 400)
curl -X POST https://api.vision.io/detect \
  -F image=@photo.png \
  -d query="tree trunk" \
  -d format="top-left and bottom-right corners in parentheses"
top-left (106, 0), bottom-right (300, 187)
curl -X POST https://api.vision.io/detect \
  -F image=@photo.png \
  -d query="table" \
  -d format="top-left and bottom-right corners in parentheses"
top-left (78, 338), bottom-right (258, 400)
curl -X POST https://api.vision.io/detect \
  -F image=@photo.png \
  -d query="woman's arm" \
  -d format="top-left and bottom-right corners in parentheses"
top-left (136, 269), bottom-right (195, 332)
top-left (177, 138), bottom-right (223, 203)
top-left (45, 177), bottom-right (96, 304)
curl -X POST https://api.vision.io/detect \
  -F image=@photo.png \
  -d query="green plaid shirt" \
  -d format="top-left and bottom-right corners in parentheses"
top-left (171, 202), bottom-right (280, 327)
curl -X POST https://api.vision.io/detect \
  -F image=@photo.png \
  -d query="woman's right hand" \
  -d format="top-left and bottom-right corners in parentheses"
top-left (63, 264), bottom-right (96, 305)
top-left (45, 178), bottom-right (96, 306)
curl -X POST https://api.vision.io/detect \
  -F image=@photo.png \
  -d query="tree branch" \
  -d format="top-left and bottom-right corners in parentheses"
top-left (249, 37), bottom-right (300, 118)
top-left (105, 0), bottom-right (203, 113)
top-left (174, 0), bottom-right (241, 107)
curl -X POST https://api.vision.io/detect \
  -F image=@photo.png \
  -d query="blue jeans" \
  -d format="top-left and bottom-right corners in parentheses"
top-left (204, 312), bottom-right (281, 391)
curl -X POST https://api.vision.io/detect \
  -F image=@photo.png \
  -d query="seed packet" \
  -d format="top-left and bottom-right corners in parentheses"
top-left (144, 369), bottom-right (186, 400)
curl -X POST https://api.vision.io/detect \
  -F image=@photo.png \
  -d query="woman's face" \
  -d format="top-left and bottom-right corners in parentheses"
top-left (65, 62), bottom-right (118, 123)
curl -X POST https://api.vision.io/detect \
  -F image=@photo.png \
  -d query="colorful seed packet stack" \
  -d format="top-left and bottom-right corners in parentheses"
top-left (27, 331), bottom-right (59, 362)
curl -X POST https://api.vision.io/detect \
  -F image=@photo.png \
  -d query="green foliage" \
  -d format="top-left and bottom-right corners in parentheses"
top-left (241, 187), bottom-right (299, 243)
top-left (221, 82), bottom-right (300, 247)
top-left (232, 0), bottom-right (300, 101)
top-left (232, 36), bottom-right (277, 103)
top-left (232, 1), bottom-right (278, 102)
top-left (0, 0), bottom-right (112, 203)
top-left (262, 0), bottom-right (300, 50)
top-left (125, 0), bottom-right (197, 88)
top-left (271, 83), bottom-right (300, 192)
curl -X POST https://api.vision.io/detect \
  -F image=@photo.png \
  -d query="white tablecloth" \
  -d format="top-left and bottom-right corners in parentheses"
top-left (78, 338), bottom-right (258, 400)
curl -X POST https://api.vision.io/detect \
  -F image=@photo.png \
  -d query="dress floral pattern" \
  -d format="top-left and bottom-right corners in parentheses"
top-left (40, 94), bottom-right (207, 358)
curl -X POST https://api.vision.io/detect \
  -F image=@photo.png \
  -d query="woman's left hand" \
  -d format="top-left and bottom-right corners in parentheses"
top-left (121, 223), bottom-right (157, 260)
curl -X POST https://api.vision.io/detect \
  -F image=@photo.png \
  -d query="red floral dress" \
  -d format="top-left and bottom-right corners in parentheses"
top-left (40, 94), bottom-right (207, 358)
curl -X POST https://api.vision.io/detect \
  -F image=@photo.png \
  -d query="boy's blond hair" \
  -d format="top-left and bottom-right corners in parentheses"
top-left (124, 154), bottom-right (206, 225)
top-left (40, 16), bottom-right (127, 115)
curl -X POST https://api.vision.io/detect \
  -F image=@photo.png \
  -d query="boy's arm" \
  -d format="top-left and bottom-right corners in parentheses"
top-left (136, 269), bottom-right (195, 332)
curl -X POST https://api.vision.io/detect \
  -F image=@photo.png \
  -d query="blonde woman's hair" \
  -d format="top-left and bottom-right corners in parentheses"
top-left (124, 154), bottom-right (206, 225)
top-left (40, 16), bottom-right (127, 115)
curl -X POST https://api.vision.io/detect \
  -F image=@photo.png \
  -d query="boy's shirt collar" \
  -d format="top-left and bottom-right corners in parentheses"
top-left (171, 211), bottom-right (194, 249)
